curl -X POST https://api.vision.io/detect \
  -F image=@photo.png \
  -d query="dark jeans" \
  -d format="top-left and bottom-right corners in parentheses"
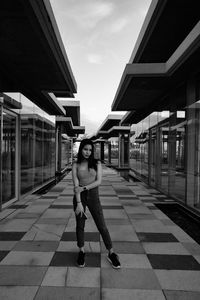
top-left (73, 187), bottom-right (112, 250)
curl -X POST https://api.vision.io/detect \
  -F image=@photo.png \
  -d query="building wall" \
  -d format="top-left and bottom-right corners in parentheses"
top-left (0, 93), bottom-right (59, 208)
top-left (129, 78), bottom-right (200, 210)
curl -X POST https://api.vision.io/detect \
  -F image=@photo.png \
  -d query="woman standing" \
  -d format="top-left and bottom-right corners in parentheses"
top-left (72, 138), bottom-right (121, 269)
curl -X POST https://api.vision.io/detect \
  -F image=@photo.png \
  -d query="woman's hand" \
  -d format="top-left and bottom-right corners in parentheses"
top-left (75, 202), bottom-right (84, 216)
top-left (74, 186), bottom-right (84, 194)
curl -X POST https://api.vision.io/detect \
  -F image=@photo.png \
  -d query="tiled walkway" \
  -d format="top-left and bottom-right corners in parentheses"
top-left (1, 166), bottom-right (200, 299)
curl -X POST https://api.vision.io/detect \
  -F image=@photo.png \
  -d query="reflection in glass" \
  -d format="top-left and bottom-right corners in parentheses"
top-left (2, 111), bottom-right (16, 204)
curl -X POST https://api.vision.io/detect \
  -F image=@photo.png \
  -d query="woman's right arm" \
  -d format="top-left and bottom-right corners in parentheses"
top-left (72, 162), bottom-right (84, 215)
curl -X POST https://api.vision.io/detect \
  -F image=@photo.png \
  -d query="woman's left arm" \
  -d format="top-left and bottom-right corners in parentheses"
top-left (74, 161), bottom-right (102, 193)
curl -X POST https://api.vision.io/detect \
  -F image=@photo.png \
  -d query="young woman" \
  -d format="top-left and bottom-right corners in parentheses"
top-left (72, 138), bottom-right (120, 269)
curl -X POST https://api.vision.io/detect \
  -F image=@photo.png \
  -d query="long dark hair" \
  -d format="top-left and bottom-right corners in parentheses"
top-left (77, 139), bottom-right (98, 170)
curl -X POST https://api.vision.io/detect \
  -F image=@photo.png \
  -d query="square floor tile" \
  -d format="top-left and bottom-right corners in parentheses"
top-left (0, 266), bottom-right (47, 285)
top-left (50, 251), bottom-right (100, 267)
top-left (61, 232), bottom-right (100, 242)
top-left (0, 251), bottom-right (54, 266)
top-left (101, 253), bottom-right (152, 268)
top-left (164, 290), bottom-right (200, 300)
top-left (102, 288), bottom-right (165, 300)
top-left (101, 268), bottom-right (161, 289)
top-left (0, 251), bottom-right (9, 262)
top-left (13, 241), bottom-right (59, 252)
top-left (155, 270), bottom-right (200, 291)
top-left (101, 241), bottom-right (145, 254)
top-left (66, 267), bottom-right (100, 287)
top-left (143, 243), bottom-right (190, 255)
top-left (34, 287), bottom-right (100, 300)
top-left (137, 233), bottom-right (178, 242)
top-left (147, 254), bottom-right (200, 270)
top-left (0, 232), bottom-right (26, 241)
top-left (0, 286), bottom-right (38, 300)
top-left (41, 266), bottom-right (68, 286)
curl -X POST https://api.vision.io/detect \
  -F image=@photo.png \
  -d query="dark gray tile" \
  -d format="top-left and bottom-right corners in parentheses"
top-left (0, 251), bottom-right (9, 262)
top-left (102, 205), bottom-right (123, 209)
top-left (13, 241), bottom-right (59, 252)
top-left (0, 232), bottom-right (26, 241)
top-left (49, 205), bottom-right (73, 209)
top-left (0, 266), bottom-right (47, 285)
top-left (101, 241), bottom-right (145, 254)
top-left (137, 233), bottom-right (178, 242)
top-left (50, 252), bottom-right (100, 267)
top-left (8, 205), bottom-right (28, 209)
top-left (61, 232), bottom-right (100, 242)
top-left (147, 254), bottom-right (200, 270)
top-left (164, 290), bottom-right (200, 300)
top-left (35, 287), bottom-right (100, 300)
top-left (40, 195), bottom-right (58, 199)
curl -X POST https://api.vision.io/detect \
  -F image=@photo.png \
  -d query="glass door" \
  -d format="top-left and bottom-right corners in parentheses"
top-left (1, 109), bottom-right (18, 207)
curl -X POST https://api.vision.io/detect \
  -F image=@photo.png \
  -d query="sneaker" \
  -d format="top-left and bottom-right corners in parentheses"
top-left (77, 251), bottom-right (85, 267)
top-left (107, 252), bottom-right (121, 269)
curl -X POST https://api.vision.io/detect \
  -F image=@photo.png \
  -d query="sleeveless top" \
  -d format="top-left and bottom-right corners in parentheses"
top-left (77, 167), bottom-right (97, 186)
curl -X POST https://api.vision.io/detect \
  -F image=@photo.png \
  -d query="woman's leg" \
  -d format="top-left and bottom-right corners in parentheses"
top-left (86, 188), bottom-right (113, 251)
top-left (73, 194), bottom-right (87, 249)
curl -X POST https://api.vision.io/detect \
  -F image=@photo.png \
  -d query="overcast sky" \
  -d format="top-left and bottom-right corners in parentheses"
top-left (50, 0), bottom-right (151, 135)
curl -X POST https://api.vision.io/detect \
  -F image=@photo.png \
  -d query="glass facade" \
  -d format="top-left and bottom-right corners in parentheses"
top-left (129, 80), bottom-right (200, 211)
top-left (21, 114), bottom-right (55, 194)
top-left (110, 137), bottom-right (119, 167)
top-left (0, 93), bottom-right (59, 208)
top-left (1, 109), bottom-right (17, 205)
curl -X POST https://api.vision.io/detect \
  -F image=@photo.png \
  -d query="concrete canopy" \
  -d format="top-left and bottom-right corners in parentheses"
top-left (59, 100), bottom-right (80, 126)
top-left (56, 116), bottom-right (85, 137)
top-left (97, 114), bottom-right (124, 132)
top-left (0, 0), bottom-right (77, 115)
top-left (112, 20), bottom-right (200, 112)
top-left (112, 0), bottom-right (200, 116)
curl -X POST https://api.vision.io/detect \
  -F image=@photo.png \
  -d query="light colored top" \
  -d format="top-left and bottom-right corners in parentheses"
top-left (77, 168), bottom-right (97, 186)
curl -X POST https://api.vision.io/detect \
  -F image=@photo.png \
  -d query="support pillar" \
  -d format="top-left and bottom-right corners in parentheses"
top-left (108, 142), bottom-right (111, 164)
top-left (118, 133), bottom-right (130, 168)
top-left (100, 141), bottom-right (104, 162)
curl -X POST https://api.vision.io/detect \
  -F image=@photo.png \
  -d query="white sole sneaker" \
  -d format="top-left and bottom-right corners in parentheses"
top-left (107, 256), bottom-right (121, 269)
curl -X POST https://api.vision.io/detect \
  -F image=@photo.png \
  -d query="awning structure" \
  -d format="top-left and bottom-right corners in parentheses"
top-left (56, 116), bottom-right (85, 137)
top-left (111, 0), bottom-right (200, 122)
top-left (94, 114), bottom-right (130, 141)
top-left (59, 100), bottom-right (80, 126)
top-left (0, 0), bottom-right (77, 115)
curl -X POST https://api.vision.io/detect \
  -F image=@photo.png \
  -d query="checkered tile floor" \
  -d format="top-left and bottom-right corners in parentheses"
top-left (0, 166), bottom-right (200, 299)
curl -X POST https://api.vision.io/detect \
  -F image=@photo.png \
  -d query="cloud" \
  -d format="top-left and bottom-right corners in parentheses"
top-left (66, 1), bottom-right (115, 29)
top-left (87, 53), bottom-right (103, 64)
top-left (109, 17), bottom-right (129, 33)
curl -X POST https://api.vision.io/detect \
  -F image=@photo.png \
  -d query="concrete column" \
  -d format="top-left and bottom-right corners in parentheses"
top-left (186, 77), bottom-right (197, 207)
top-left (55, 123), bottom-right (62, 174)
top-left (108, 142), bottom-right (111, 164)
top-left (100, 141), bottom-right (104, 162)
top-left (168, 111), bottom-right (177, 197)
top-left (118, 133), bottom-right (130, 168)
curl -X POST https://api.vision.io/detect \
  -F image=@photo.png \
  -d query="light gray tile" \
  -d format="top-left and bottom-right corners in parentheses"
top-left (0, 286), bottom-right (38, 300)
top-left (41, 267), bottom-right (68, 286)
top-left (143, 243), bottom-right (190, 255)
top-left (0, 251), bottom-right (54, 266)
top-left (101, 269), bottom-right (161, 289)
top-left (155, 270), bottom-right (200, 291)
top-left (0, 266), bottom-right (47, 285)
top-left (102, 288), bottom-right (165, 300)
top-left (66, 267), bottom-right (100, 287)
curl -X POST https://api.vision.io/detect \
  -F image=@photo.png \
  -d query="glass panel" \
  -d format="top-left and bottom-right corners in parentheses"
top-left (150, 127), bottom-right (156, 186)
top-left (2, 110), bottom-right (16, 204)
top-left (21, 115), bottom-right (34, 193)
top-left (160, 122), bottom-right (169, 193)
top-left (110, 138), bottom-right (118, 166)
top-left (169, 112), bottom-right (186, 201)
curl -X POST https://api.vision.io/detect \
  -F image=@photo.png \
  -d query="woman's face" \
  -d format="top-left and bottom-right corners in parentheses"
top-left (81, 144), bottom-right (92, 160)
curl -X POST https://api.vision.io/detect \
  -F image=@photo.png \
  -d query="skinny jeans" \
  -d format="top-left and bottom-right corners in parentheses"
top-left (73, 187), bottom-right (112, 250)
